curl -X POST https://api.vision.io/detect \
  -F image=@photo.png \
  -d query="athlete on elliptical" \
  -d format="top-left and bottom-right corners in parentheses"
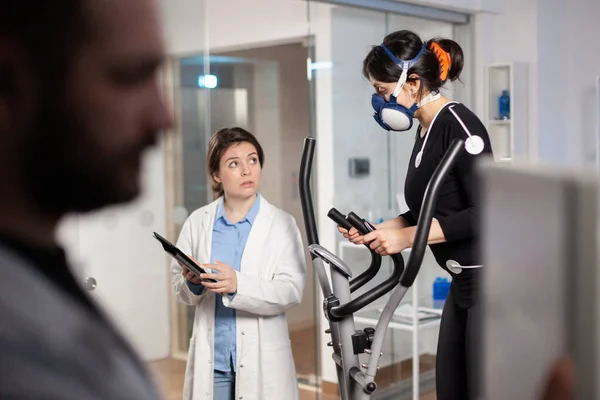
top-left (337, 29), bottom-right (493, 400)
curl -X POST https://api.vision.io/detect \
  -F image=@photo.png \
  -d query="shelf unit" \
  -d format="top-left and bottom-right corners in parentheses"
top-left (337, 242), bottom-right (443, 400)
top-left (484, 62), bottom-right (528, 162)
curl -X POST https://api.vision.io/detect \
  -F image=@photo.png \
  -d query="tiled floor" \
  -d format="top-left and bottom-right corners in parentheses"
top-left (148, 358), bottom-right (437, 400)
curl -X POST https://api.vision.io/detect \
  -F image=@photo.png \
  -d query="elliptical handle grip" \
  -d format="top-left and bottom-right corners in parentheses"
top-left (328, 208), bottom-right (382, 293)
top-left (346, 212), bottom-right (374, 235)
top-left (327, 208), bottom-right (353, 231)
top-left (327, 210), bottom-right (406, 318)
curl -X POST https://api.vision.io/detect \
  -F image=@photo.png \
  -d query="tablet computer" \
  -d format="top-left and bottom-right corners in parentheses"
top-left (153, 232), bottom-right (217, 283)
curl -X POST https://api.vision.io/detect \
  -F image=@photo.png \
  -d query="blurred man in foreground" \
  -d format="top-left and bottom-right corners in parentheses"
top-left (0, 0), bottom-right (172, 398)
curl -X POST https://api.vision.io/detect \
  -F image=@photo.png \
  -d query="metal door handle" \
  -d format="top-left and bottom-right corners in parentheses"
top-left (84, 277), bottom-right (97, 291)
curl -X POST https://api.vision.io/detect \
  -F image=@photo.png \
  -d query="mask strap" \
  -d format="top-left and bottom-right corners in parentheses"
top-left (392, 63), bottom-right (409, 98)
top-left (416, 89), bottom-right (441, 108)
top-left (380, 43), bottom-right (426, 98)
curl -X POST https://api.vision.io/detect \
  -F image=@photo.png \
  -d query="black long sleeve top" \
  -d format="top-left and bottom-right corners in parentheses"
top-left (400, 102), bottom-right (493, 308)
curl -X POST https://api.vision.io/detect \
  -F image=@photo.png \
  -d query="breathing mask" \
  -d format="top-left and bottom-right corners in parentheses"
top-left (371, 43), bottom-right (439, 132)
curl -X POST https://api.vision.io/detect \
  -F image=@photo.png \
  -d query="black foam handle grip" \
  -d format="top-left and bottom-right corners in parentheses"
top-left (346, 212), bottom-right (372, 236)
top-left (327, 208), bottom-right (353, 231)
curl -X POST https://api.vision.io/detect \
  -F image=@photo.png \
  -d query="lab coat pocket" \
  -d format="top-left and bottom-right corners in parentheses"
top-left (261, 340), bottom-right (298, 399)
top-left (182, 335), bottom-right (196, 400)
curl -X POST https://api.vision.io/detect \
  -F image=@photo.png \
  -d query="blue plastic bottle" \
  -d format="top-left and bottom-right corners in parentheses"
top-left (498, 89), bottom-right (510, 120)
top-left (432, 277), bottom-right (450, 309)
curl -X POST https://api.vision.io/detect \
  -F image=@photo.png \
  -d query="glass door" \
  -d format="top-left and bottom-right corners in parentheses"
top-left (165, 1), bottom-right (321, 397)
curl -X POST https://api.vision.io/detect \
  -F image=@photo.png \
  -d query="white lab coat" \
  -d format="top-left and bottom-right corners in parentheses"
top-left (171, 196), bottom-right (306, 400)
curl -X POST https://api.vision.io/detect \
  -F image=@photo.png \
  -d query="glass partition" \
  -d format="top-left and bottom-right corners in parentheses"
top-left (165, 1), bottom-right (321, 397)
top-left (307, 1), bottom-right (463, 398)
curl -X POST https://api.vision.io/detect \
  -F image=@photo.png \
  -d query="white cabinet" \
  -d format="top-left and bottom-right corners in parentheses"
top-left (484, 62), bottom-right (528, 162)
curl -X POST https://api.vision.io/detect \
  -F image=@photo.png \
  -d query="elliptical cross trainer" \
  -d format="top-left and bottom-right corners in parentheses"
top-left (298, 136), bottom-right (465, 400)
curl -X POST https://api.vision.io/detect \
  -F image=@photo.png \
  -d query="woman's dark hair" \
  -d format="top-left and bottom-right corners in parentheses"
top-left (207, 127), bottom-right (265, 197)
top-left (362, 30), bottom-right (464, 95)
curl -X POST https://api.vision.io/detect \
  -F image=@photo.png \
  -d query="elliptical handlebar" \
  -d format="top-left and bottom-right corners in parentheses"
top-left (299, 137), bottom-right (466, 318)
top-left (299, 137), bottom-right (319, 251)
top-left (344, 212), bottom-right (372, 235)
top-left (298, 135), bottom-right (467, 399)
top-left (327, 216), bottom-right (405, 318)
top-left (327, 208), bottom-right (383, 294)
top-left (324, 209), bottom-right (406, 318)
top-left (327, 208), bottom-right (353, 231)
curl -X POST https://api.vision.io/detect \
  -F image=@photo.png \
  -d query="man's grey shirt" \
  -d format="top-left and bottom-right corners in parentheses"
top-left (0, 245), bottom-right (163, 400)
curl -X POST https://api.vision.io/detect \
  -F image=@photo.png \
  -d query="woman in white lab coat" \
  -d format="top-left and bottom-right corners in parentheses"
top-left (171, 127), bottom-right (306, 400)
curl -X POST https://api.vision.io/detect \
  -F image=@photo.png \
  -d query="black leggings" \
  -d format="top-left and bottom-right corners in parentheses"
top-left (436, 291), bottom-right (482, 400)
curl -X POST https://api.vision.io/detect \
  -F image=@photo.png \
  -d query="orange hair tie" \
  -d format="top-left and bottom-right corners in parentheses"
top-left (429, 42), bottom-right (451, 81)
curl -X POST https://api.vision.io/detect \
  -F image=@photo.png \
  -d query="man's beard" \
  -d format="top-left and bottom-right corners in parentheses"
top-left (21, 99), bottom-right (158, 216)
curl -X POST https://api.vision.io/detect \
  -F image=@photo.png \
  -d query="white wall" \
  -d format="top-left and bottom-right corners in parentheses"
top-left (537, 0), bottom-right (600, 166)
top-left (471, 0), bottom-right (538, 160)
top-left (472, 0), bottom-right (600, 166)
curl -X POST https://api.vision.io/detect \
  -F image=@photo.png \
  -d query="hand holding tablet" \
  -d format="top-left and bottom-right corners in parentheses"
top-left (181, 265), bottom-right (203, 285)
top-left (152, 232), bottom-right (217, 283)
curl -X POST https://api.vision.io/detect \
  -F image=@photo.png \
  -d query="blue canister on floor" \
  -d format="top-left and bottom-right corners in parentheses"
top-left (433, 277), bottom-right (451, 309)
